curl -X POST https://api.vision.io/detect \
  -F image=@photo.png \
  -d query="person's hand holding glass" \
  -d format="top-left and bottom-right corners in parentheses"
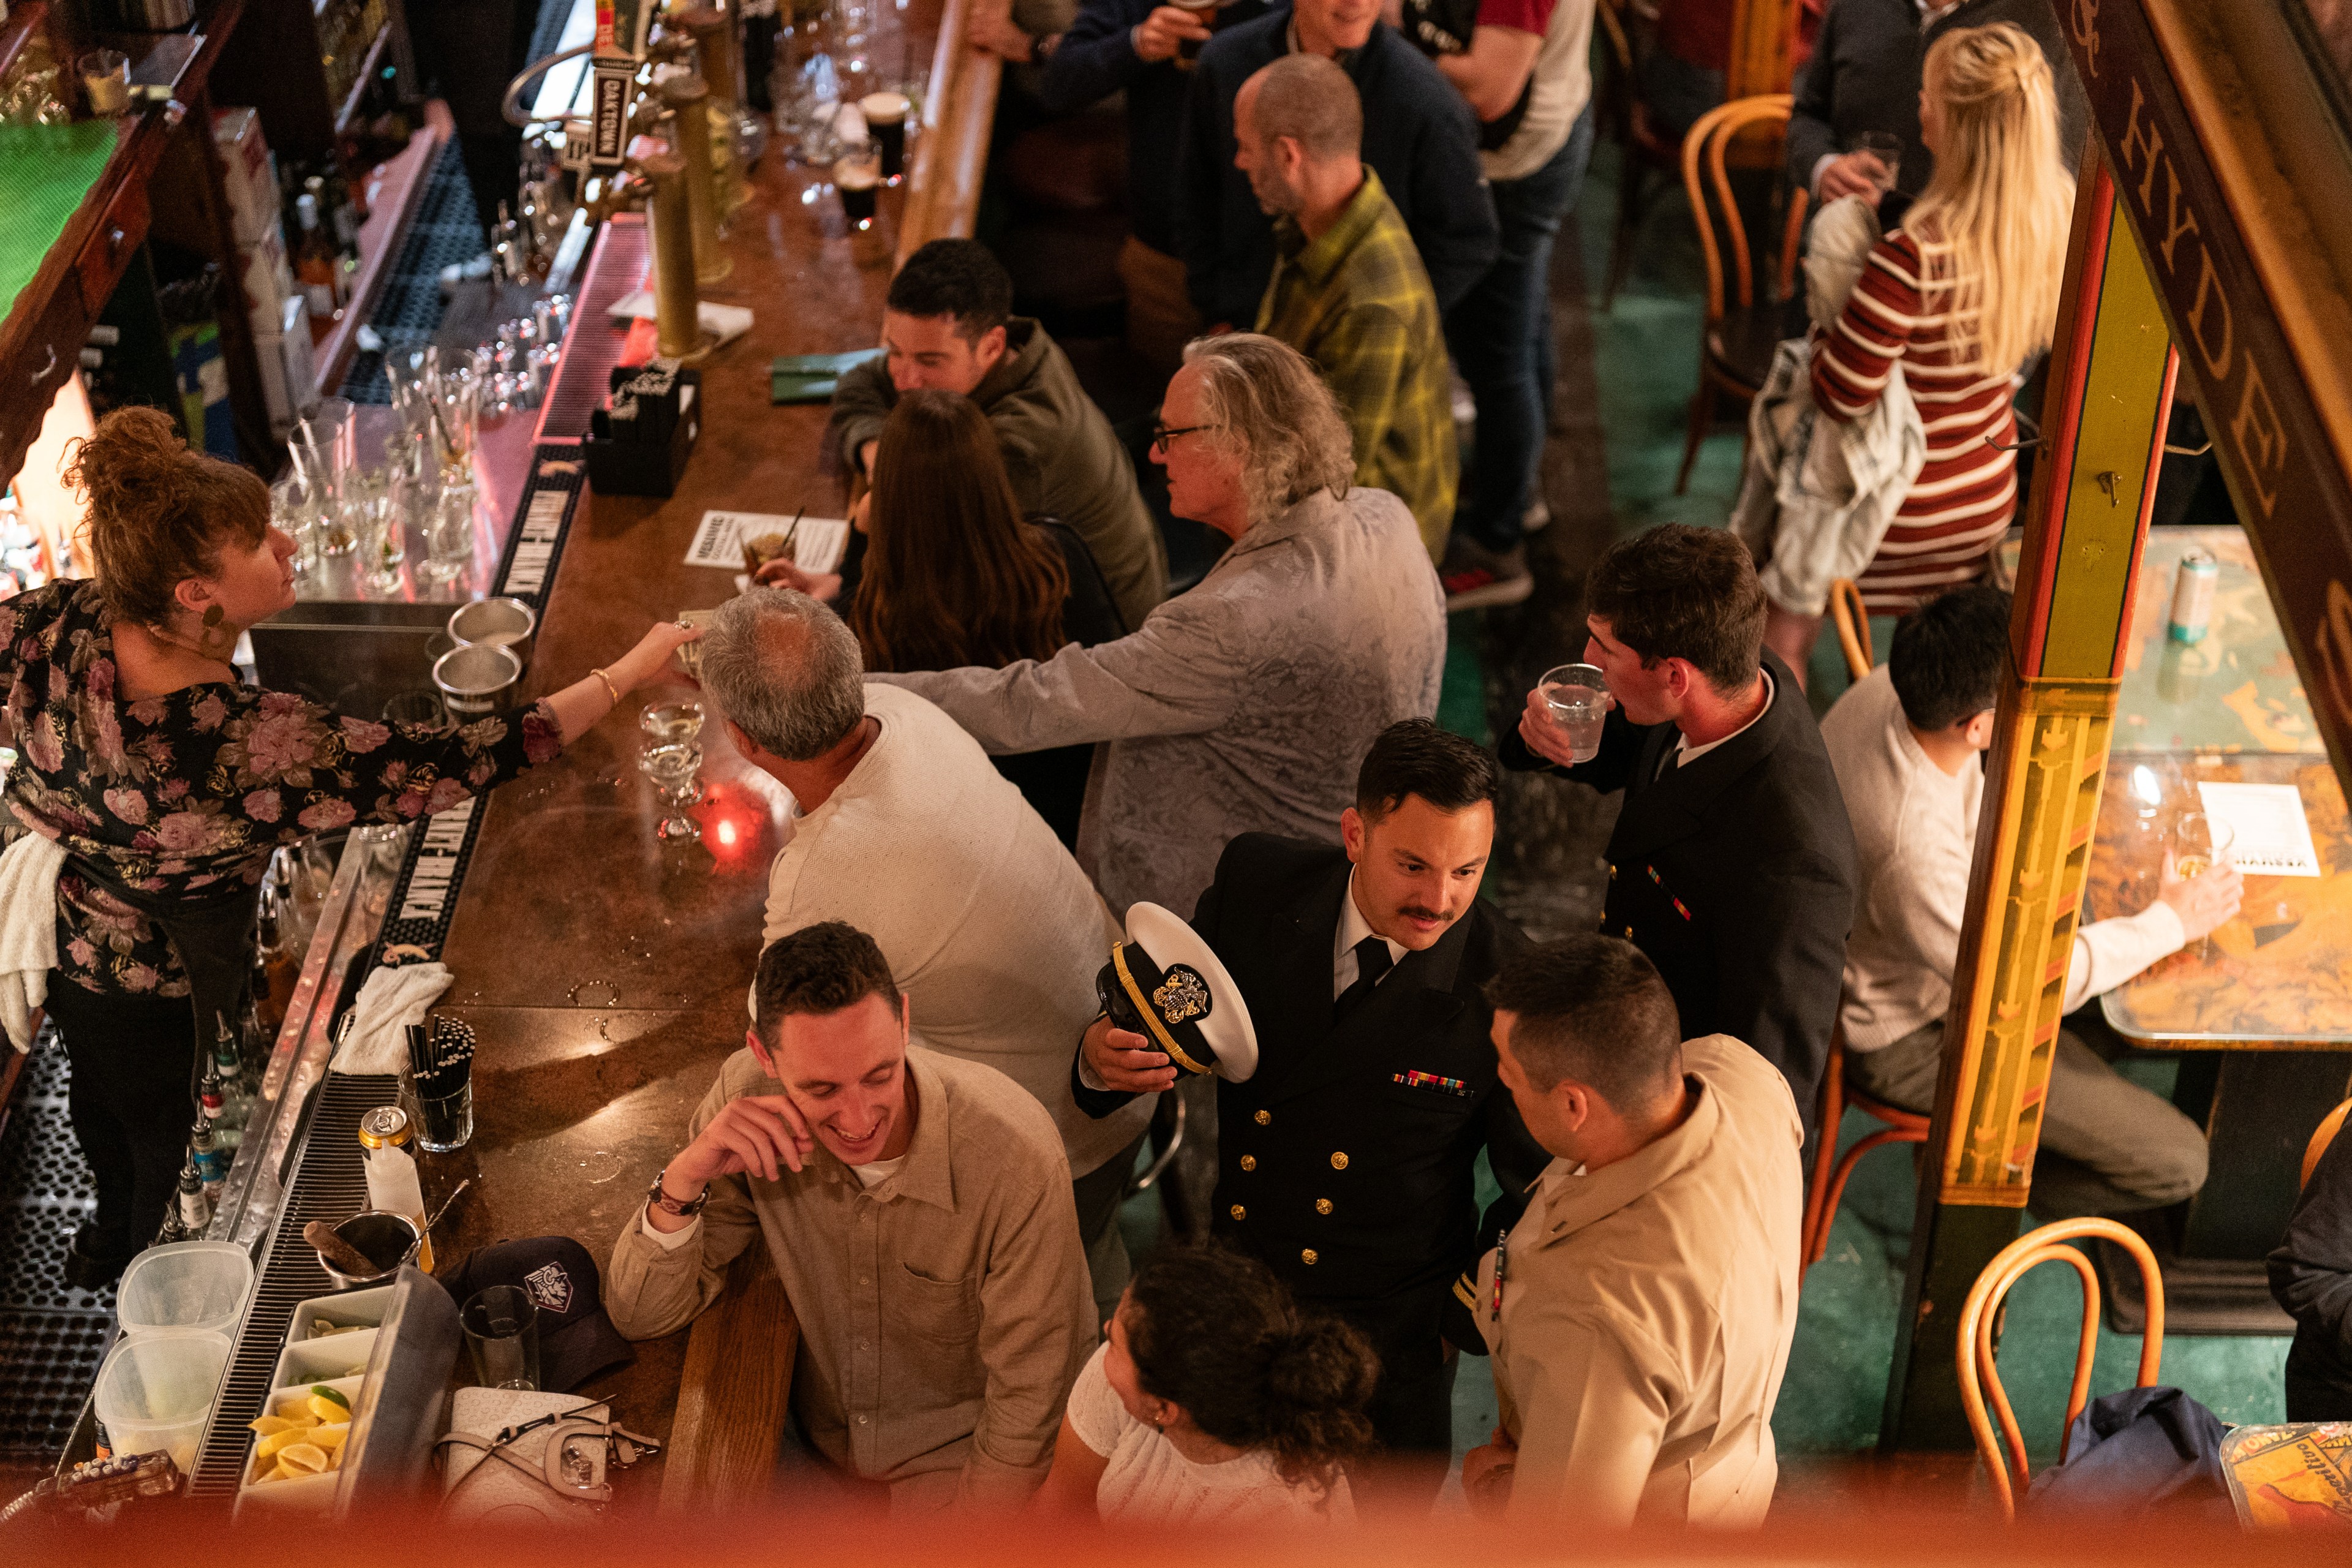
top-left (1818, 131), bottom-right (1902, 203)
top-left (1516, 665), bottom-right (1613, 769)
top-left (2167, 811), bottom-right (2242, 959)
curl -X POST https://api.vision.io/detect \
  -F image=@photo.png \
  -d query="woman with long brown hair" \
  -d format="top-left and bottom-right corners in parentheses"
top-left (761, 388), bottom-right (1125, 845)
top-left (1, 408), bottom-right (693, 1286)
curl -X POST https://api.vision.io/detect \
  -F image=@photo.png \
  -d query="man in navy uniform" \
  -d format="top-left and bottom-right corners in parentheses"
top-left (1499, 524), bottom-right (1856, 1155)
top-left (1074, 720), bottom-right (1542, 1496)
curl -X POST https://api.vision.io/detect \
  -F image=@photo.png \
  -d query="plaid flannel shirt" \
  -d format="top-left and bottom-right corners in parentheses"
top-left (1256, 169), bottom-right (1457, 560)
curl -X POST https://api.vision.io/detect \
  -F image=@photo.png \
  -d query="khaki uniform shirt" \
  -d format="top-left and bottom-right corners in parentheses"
top-left (1477, 1035), bottom-right (1804, 1526)
top-left (605, 1045), bottom-right (1096, 1507)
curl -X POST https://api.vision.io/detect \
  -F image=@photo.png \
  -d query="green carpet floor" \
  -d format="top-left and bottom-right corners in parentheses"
top-left (1427, 132), bottom-right (2290, 1469)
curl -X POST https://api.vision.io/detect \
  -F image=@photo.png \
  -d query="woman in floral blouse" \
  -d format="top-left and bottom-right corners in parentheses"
top-left (2, 407), bottom-right (695, 1286)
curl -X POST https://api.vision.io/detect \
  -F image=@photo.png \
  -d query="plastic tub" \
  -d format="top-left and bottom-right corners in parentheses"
top-left (116, 1241), bottom-right (255, 1341)
top-left (92, 1327), bottom-right (233, 1476)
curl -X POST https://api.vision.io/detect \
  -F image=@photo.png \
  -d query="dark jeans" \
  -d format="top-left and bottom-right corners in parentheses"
top-left (1446, 102), bottom-right (1598, 552)
top-left (47, 980), bottom-right (201, 1250)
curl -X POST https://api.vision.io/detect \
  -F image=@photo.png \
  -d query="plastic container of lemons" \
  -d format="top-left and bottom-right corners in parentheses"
top-left (235, 1374), bottom-right (364, 1512)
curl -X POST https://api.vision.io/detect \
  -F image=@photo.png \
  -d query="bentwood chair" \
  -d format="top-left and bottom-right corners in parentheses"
top-left (1828, 578), bottom-right (1874, 682)
top-left (1800, 1027), bottom-right (1931, 1267)
top-left (1676, 94), bottom-right (1808, 494)
top-left (2305, 1098), bottom-right (2352, 1189)
top-left (1955, 1218), bottom-right (2168, 1518)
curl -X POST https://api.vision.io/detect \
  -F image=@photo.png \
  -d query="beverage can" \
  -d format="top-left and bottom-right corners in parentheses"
top-left (2167, 549), bottom-right (2217, 643)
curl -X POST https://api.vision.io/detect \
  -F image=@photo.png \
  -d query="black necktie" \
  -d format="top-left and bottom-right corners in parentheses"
top-left (1335, 936), bottom-right (1394, 1017)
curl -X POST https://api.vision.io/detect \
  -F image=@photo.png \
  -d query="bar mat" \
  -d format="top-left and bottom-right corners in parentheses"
top-left (0, 123), bottom-right (120, 326)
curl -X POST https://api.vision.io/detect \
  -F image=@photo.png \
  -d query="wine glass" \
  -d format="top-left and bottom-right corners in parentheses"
top-left (640, 700), bottom-right (705, 745)
top-left (641, 741), bottom-right (704, 842)
top-left (2170, 811), bottom-right (2236, 959)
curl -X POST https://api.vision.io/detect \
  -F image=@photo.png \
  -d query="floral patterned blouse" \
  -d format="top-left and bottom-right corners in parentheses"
top-left (2, 580), bottom-right (563, 999)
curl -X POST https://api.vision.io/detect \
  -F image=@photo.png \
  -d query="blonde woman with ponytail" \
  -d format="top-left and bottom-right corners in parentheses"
top-left (1770, 23), bottom-right (2074, 668)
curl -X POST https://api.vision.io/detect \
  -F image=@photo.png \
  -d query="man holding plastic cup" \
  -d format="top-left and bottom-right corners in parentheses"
top-left (1498, 525), bottom-right (1856, 1157)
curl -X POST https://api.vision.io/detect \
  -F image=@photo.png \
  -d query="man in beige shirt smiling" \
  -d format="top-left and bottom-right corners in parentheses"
top-left (1463, 933), bottom-right (1804, 1526)
top-left (605, 921), bottom-right (1095, 1510)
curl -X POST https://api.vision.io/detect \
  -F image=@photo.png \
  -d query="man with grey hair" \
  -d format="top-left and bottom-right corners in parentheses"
top-left (1240, 53), bottom-right (1456, 563)
top-left (868, 334), bottom-right (1445, 919)
top-left (699, 587), bottom-right (1154, 1311)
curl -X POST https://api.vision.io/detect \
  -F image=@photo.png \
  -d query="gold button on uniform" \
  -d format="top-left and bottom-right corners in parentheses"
top-left (1230, 1204), bottom-right (1246, 1221)
top-left (1315, 1199), bottom-right (1332, 1215)
top-left (1253, 1109), bottom-right (1271, 1125)
top-left (1239, 1155), bottom-right (1257, 1172)
top-left (1330, 1152), bottom-right (1349, 1170)
top-left (1301, 1248), bottom-right (1319, 1265)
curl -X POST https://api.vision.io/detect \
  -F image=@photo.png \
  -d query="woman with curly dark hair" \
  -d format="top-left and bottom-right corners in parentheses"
top-left (1, 407), bottom-right (693, 1285)
top-left (1035, 1241), bottom-right (1378, 1523)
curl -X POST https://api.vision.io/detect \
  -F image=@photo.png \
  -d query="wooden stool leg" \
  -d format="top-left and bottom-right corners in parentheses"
top-left (1675, 372), bottom-right (1715, 495)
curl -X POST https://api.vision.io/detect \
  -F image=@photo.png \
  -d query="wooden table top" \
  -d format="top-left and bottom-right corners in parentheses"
top-left (2082, 527), bottom-right (2352, 1048)
top-left (402, 4), bottom-right (945, 1494)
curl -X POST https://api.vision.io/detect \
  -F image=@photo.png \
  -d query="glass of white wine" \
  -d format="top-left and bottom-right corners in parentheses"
top-left (641, 740), bottom-right (705, 842)
top-left (2169, 812), bottom-right (2236, 959)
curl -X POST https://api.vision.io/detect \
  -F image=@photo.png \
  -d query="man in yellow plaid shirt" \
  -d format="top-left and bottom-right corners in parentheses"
top-left (1239, 53), bottom-right (1458, 564)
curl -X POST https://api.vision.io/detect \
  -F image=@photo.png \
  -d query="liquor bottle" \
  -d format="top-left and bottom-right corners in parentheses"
top-left (165, 1153), bottom-right (211, 1241)
top-left (294, 192), bottom-right (344, 319)
top-left (213, 1012), bottom-right (252, 1143)
top-left (190, 1113), bottom-right (228, 1194)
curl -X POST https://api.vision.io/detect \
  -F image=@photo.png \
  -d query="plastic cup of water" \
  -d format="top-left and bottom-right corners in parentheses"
top-left (1539, 663), bottom-right (1610, 763)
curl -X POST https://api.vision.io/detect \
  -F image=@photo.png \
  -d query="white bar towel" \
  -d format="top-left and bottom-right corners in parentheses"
top-left (0, 833), bottom-right (66, 1053)
top-left (331, 960), bottom-right (454, 1074)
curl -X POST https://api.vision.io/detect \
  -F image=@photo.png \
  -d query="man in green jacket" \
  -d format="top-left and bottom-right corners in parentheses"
top-left (828, 239), bottom-right (1169, 628)
top-left (1242, 53), bottom-right (1456, 564)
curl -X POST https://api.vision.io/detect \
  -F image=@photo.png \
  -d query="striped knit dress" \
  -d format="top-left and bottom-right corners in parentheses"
top-left (1811, 228), bottom-right (2019, 613)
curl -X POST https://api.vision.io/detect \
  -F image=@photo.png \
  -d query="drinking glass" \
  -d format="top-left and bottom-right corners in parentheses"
top-left (270, 478), bottom-right (319, 575)
top-left (640, 700), bottom-right (704, 745)
top-left (420, 484), bottom-right (476, 585)
top-left (382, 690), bottom-right (448, 733)
top-left (460, 1286), bottom-right (540, 1390)
top-left (1849, 130), bottom-right (1903, 198)
top-left (432, 374), bottom-right (481, 487)
top-left (1537, 663), bottom-right (1611, 764)
top-left (2171, 812), bottom-right (2236, 959)
top-left (641, 740), bottom-right (704, 842)
top-left (412, 1079), bottom-right (474, 1153)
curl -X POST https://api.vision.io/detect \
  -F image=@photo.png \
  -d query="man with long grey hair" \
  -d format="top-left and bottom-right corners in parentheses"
top-left (699, 587), bottom-right (1153, 1313)
top-left (867, 333), bottom-right (1445, 919)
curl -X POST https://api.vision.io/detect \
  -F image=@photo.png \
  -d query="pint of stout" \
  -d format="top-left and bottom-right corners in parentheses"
top-left (1174, 0), bottom-right (1221, 65)
top-left (861, 91), bottom-right (911, 182)
top-left (837, 151), bottom-right (881, 227)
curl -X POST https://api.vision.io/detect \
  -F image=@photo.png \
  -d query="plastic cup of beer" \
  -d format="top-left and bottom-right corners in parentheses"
top-left (835, 148), bottom-right (881, 230)
top-left (859, 91), bottom-right (910, 183)
top-left (1172, 0), bottom-right (1221, 64)
top-left (1538, 663), bottom-right (1610, 763)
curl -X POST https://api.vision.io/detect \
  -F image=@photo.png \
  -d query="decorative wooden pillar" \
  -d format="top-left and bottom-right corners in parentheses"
top-left (1880, 147), bottom-right (2180, 1449)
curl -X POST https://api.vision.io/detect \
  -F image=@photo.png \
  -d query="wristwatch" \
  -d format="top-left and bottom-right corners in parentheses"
top-left (646, 1167), bottom-right (710, 1219)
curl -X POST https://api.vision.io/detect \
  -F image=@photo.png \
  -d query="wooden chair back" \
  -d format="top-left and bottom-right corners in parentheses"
top-left (1680, 95), bottom-right (1807, 330)
top-left (1955, 1218), bottom-right (2165, 1518)
top-left (2305, 1098), bottom-right (2352, 1189)
top-left (658, 1243), bottom-right (797, 1510)
top-left (1830, 577), bottom-right (1872, 680)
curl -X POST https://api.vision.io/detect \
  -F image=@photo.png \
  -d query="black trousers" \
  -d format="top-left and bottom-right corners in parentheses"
top-left (1315, 1289), bottom-right (1458, 1505)
top-left (46, 980), bottom-right (201, 1250)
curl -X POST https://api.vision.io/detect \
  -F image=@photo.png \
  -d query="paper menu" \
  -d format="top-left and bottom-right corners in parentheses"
top-left (2195, 782), bottom-right (2323, 876)
top-left (684, 510), bottom-right (851, 574)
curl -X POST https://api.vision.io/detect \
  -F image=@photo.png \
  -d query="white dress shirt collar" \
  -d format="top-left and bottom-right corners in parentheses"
top-left (1333, 869), bottom-right (1409, 1000)
top-left (1673, 667), bottom-right (1776, 771)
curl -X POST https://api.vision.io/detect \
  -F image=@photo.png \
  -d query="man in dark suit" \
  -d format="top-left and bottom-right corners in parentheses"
top-left (1499, 524), bottom-right (1856, 1155)
top-left (1074, 720), bottom-right (1543, 1494)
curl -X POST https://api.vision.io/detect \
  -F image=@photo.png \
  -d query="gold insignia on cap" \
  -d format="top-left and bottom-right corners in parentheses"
top-left (1315, 1199), bottom-right (1332, 1215)
top-left (1253, 1110), bottom-right (1270, 1125)
top-left (1229, 1204), bottom-right (1245, 1221)
top-left (1330, 1152), bottom-right (1349, 1170)
top-left (1300, 1248), bottom-right (1318, 1265)
top-left (1153, 965), bottom-right (1212, 1025)
top-left (1240, 1155), bottom-right (1257, 1172)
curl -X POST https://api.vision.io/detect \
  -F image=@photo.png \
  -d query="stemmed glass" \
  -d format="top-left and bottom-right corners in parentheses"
top-left (640, 701), bottom-right (706, 841)
top-left (2171, 811), bottom-right (2236, 960)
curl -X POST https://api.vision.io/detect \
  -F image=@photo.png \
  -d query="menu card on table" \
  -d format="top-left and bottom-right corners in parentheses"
top-left (684, 510), bottom-right (851, 575)
top-left (2196, 781), bottom-right (2323, 876)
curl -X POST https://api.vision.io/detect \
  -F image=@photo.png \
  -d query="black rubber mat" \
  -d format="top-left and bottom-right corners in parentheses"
top-left (337, 138), bottom-right (486, 406)
top-left (0, 1030), bottom-right (118, 1473)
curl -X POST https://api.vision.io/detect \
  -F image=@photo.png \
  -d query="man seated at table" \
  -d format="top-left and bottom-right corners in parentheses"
top-left (605, 922), bottom-right (1096, 1509)
top-left (1240, 54), bottom-right (1457, 563)
top-left (1822, 585), bottom-right (2236, 1216)
top-left (827, 238), bottom-right (1167, 630)
top-left (1461, 933), bottom-right (1803, 1525)
top-left (699, 587), bottom-right (1155, 1313)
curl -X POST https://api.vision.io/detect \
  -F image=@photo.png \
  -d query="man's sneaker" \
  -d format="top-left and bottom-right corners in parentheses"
top-left (1441, 536), bottom-right (1534, 611)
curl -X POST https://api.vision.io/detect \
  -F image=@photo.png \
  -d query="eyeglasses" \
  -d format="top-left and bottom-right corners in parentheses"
top-left (1148, 422), bottom-right (1213, 453)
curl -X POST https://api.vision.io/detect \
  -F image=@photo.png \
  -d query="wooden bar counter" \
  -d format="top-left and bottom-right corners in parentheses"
top-left (392, 9), bottom-right (987, 1503)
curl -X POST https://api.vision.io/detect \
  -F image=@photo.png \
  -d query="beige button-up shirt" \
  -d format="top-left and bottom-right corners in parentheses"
top-left (1477, 1035), bottom-right (1805, 1526)
top-left (605, 1044), bottom-right (1096, 1506)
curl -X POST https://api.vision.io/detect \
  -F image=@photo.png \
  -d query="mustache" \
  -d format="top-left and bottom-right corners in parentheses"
top-left (1399, 906), bottom-right (1450, 923)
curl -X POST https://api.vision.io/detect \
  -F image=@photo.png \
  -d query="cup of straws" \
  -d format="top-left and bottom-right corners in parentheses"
top-left (407, 1017), bottom-right (477, 1153)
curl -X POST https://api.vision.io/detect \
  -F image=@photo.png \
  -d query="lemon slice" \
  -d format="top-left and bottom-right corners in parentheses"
top-left (254, 1427), bottom-right (311, 1461)
top-left (248, 1415), bottom-right (296, 1436)
top-left (310, 1423), bottom-right (349, 1450)
top-left (278, 1442), bottom-right (330, 1474)
top-left (306, 1393), bottom-right (349, 1423)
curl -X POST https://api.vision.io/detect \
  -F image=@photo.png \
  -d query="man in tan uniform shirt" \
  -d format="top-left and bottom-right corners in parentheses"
top-left (606, 922), bottom-right (1096, 1510)
top-left (1464, 933), bottom-right (1804, 1526)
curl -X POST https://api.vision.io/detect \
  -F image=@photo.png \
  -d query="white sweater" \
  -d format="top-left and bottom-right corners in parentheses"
top-left (762, 682), bottom-right (1152, 1176)
top-left (1820, 668), bottom-right (2185, 1052)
